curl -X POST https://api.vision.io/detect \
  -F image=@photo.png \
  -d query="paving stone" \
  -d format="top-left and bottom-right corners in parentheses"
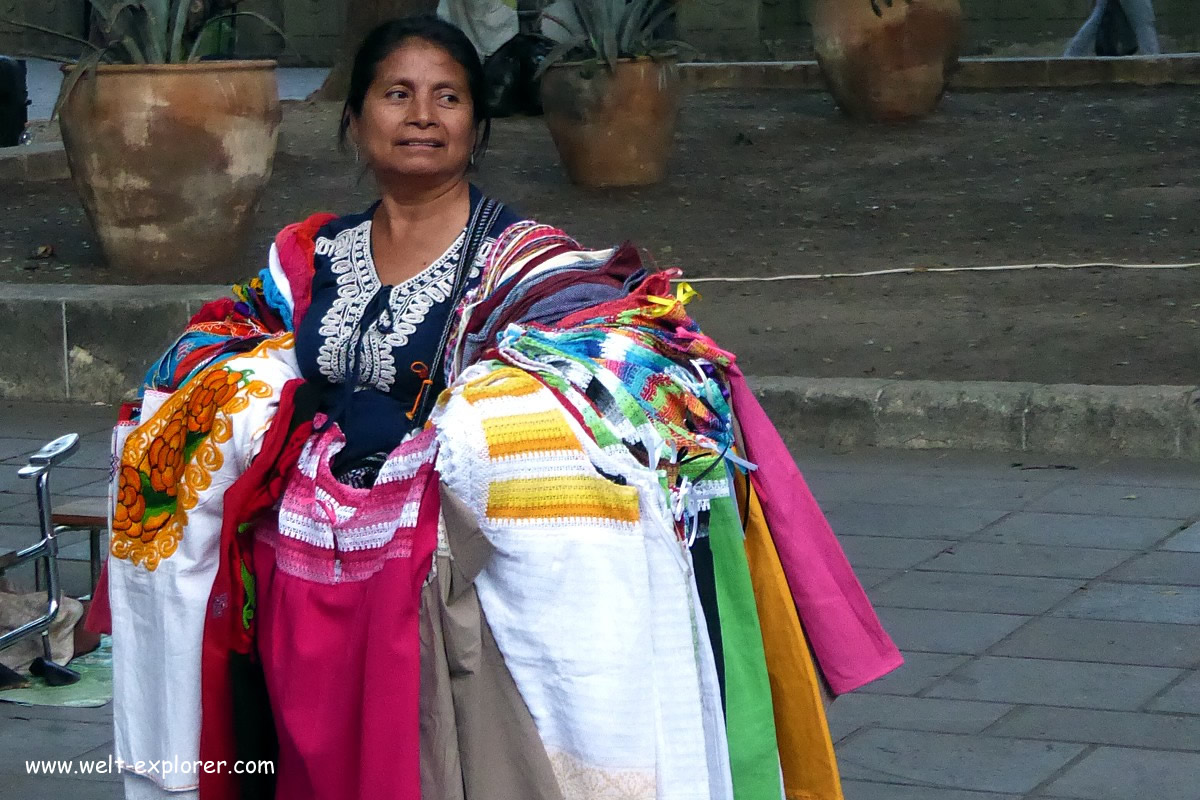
top-left (920, 541), bottom-right (1134, 579)
top-left (1051, 582), bottom-right (1200, 624)
top-left (1, 438), bottom-right (115, 471)
top-left (0, 438), bottom-right (36, 461)
top-left (0, 466), bottom-right (108, 496)
top-left (851, 567), bottom-right (901, 590)
top-left (0, 774), bottom-right (121, 800)
top-left (1106, 551), bottom-right (1200, 586)
top-left (868, 571), bottom-right (1085, 614)
top-left (926, 656), bottom-right (1182, 711)
top-left (838, 780), bottom-right (1018, 800)
top-left (0, 717), bottom-right (113, 771)
top-left (824, 503), bottom-right (1011, 540)
top-left (823, 475), bottom-right (1054, 511)
top-left (836, 729), bottom-right (1086, 794)
top-left (992, 617), bottom-right (1200, 668)
top-left (858, 652), bottom-right (971, 696)
top-left (0, 403), bottom-right (115, 440)
top-left (986, 706), bottom-right (1200, 750)
top-left (71, 745), bottom-right (122, 783)
top-left (1148, 672), bottom-right (1200, 714)
top-left (795, 470), bottom-right (870, 507)
top-left (874, 607), bottom-right (1030, 655)
top-left (1028, 484), bottom-right (1200, 519)
top-left (61, 480), bottom-right (110, 498)
top-left (0, 703), bottom-right (112, 725)
top-left (971, 511), bottom-right (1184, 550)
top-left (59, 532), bottom-right (109, 562)
top-left (828, 693), bottom-right (1012, 741)
top-left (0, 500), bottom-right (38, 526)
top-left (1161, 522), bottom-right (1200, 553)
top-left (1043, 746), bottom-right (1200, 800)
top-left (836, 535), bottom-right (955, 570)
top-left (1077, 458), bottom-right (1200, 490)
top-left (798, 447), bottom-right (1076, 483)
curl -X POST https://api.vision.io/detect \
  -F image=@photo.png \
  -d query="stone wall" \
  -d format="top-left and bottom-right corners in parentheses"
top-left (0, 0), bottom-right (87, 59)
top-left (755, 0), bottom-right (1198, 60)
top-left (0, 0), bottom-right (1195, 65)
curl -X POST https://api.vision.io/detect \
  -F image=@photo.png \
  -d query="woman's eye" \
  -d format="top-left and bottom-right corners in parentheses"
top-left (386, 89), bottom-right (408, 100)
top-left (439, 93), bottom-right (460, 104)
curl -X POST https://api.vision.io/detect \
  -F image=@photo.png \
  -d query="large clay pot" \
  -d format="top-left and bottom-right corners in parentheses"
top-left (808, 0), bottom-right (962, 123)
top-left (541, 58), bottom-right (682, 188)
top-left (58, 61), bottom-right (281, 282)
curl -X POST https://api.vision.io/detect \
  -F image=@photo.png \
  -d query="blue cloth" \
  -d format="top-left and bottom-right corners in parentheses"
top-left (295, 187), bottom-right (523, 465)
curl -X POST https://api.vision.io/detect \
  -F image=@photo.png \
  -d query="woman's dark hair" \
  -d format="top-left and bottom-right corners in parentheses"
top-left (338, 15), bottom-right (491, 165)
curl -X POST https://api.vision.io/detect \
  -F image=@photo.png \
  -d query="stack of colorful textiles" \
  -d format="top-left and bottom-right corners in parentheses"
top-left (93, 214), bottom-right (900, 800)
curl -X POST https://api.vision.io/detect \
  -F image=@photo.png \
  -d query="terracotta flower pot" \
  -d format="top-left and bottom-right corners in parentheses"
top-left (58, 61), bottom-right (281, 283)
top-left (808, 0), bottom-right (963, 123)
top-left (540, 58), bottom-right (682, 188)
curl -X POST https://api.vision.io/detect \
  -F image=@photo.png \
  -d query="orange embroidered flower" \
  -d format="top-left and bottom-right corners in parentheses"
top-left (140, 509), bottom-right (172, 543)
top-left (112, 465), bottom-right (145, 535)
top-left (186, 369), bottom-right (243, 434)
top-left (148, 416), bottom-right (186, 497)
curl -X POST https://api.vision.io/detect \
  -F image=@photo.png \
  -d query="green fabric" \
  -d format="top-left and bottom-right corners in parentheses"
top-left (709, 494), bottom-right (784, 800)
top-left (0, 635), bottom-right (112, 708)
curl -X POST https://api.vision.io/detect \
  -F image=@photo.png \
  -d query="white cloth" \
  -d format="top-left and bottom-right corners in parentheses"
top-left (433, 365), bottom-right (730, 799)
top-left (437, 0), bottom-right (519, 57)
top-left (108, 338), bottom-right (299, 795)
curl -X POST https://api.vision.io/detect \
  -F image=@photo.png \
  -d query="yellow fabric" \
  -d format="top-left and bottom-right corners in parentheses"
top-left (487, 476), bottom-right (641, 523)
top-left (739, 478), bottom-right (845, 800)
top-left (483, 410), bottom-right (580, 459)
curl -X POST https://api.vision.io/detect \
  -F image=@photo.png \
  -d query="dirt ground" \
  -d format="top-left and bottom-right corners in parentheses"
top-left (3, 87), bottom-right (1198, 386)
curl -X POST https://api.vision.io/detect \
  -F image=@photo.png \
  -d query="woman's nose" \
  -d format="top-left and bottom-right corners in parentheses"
top-left (408, 94), bottom-right (436, 126)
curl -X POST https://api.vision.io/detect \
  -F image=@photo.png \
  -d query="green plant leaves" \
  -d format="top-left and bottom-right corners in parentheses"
top-left (537, 0), bottom-right (681, 72)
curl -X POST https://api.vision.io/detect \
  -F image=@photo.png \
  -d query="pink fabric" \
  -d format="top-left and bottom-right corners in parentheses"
top-left (728, 368), bottom-right (903, 695)
top-left (253, 424), bottom-right (440, 800)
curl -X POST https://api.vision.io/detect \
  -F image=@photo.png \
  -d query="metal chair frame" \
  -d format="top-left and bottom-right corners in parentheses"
top-left (0, 433), bottom-right (83, 684)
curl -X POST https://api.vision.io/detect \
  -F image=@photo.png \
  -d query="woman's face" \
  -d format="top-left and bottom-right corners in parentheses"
top-left (352, 38), bottom-right (476, 187)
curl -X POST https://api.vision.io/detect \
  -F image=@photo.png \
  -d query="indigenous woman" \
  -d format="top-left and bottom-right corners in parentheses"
top-left (96, 15), bottom-right (901, 800)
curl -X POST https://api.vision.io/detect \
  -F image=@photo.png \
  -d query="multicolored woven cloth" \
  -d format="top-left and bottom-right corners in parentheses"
top-left (143, 271), bottom-right (291, 396)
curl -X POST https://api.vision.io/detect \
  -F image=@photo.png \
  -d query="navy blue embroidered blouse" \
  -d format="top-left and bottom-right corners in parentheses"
top-left (295, 188), bottom-right (523, 465)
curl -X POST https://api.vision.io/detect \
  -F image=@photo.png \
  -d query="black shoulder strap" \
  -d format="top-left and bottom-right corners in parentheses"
top-left (411, 196), bottom-right (503, 427)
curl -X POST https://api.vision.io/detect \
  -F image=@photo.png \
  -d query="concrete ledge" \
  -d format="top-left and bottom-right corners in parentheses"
top-left (681, 54), bottom-right (1200, 91)
top-left (754, 376), bottom-right (1200, 461)
top-left (2, 284), bottom-right (1199, 460)
top-left (0, 142), bottom-right (70, 182)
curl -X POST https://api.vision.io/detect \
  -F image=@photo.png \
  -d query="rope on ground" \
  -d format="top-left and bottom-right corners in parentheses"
top-left (678, 261), bottom-right (1200, 284)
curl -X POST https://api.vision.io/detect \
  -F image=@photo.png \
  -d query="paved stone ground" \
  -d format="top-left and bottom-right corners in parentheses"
top-left (0, 401), bottom-right (1198, 799)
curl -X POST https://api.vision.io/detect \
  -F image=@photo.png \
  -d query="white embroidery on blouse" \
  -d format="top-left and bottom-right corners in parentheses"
top-left (314, 219), bottom-right (482, 393)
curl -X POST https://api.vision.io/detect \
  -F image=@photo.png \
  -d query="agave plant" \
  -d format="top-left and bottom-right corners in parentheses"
top-left (2, 0), bottom-right (284, 113)
top-left (536, 0), bottom-right (686, 74)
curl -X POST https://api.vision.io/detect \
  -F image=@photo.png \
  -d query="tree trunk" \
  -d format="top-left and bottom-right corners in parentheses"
top-left (312, 0), bottom-right (439, 101)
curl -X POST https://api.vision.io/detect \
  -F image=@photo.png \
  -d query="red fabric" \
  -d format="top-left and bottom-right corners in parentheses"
top-left (727, 367), bottom-right (902, 695)
top-left (198, 379), bottom-right (312, 800)
top-left (84, 403), bottom-right (141, 636)
top-left (274, 213), bottom-right (336, 330)
top-left (252, 463), bottom-right (439, 800)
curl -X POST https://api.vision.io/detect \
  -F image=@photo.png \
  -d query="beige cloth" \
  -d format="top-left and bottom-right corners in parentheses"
top-left (419, 484), bottom-right (564, 800)
top-left (0, 588), bottom-right (83, 673)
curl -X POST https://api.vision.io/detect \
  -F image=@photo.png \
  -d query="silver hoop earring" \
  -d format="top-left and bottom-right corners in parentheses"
top-left (469, 152), bottom-right (476, 168)
top-left (354, 145), bottom-right (361, 164)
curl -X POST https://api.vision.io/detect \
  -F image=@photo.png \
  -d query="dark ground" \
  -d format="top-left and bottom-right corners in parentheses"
top-left (3, 87), bottom-right (1198, 386)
